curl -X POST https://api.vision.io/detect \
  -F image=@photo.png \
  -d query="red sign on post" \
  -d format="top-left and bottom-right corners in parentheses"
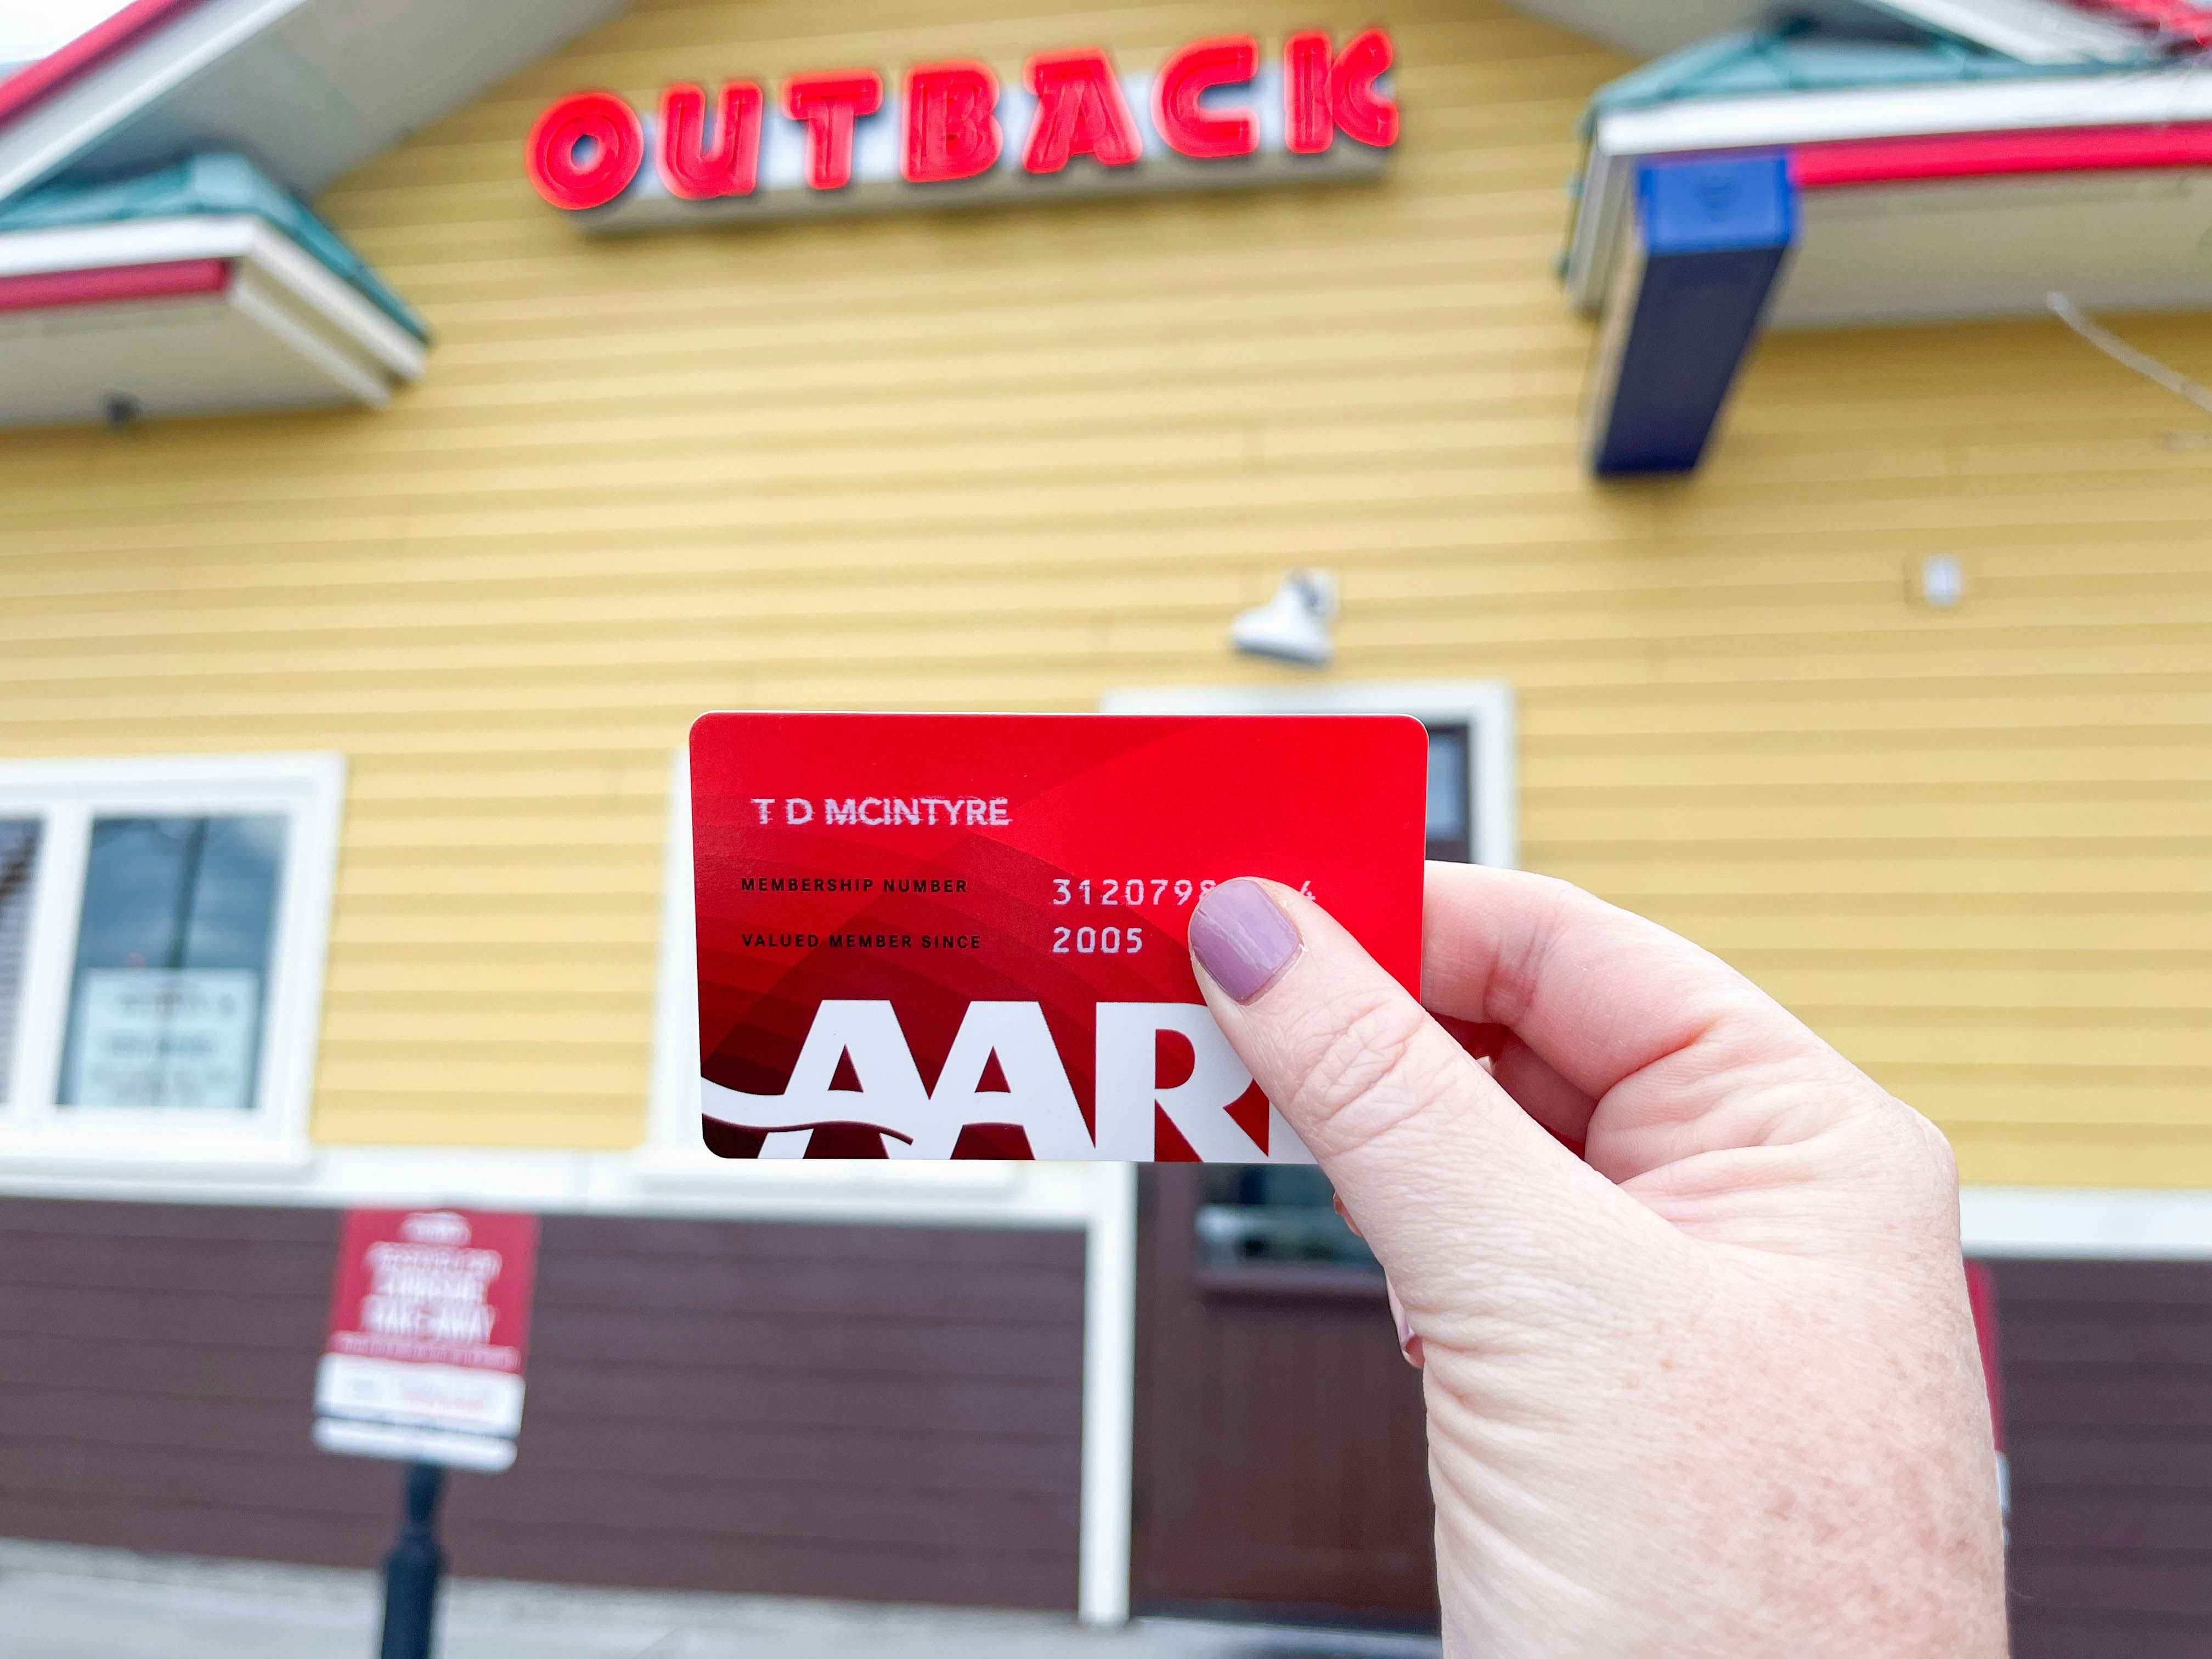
top-left (314, 1208), bottom-right (540, 1474)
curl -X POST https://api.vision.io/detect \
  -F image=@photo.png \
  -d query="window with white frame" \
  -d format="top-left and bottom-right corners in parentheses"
top-left (0, 755), bottom-right (345, 1164)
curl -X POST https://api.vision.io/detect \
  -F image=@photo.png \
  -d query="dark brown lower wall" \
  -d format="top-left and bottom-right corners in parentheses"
top-left (1994, 1258), bottom-right (2212, 1659)
top-left (0, 1198), bottom-right (1086, 1610)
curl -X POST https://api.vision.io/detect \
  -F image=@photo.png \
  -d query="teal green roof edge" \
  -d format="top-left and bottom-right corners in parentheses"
top-left (0, 151), bottom-right (430, 345)
top-left (1584, 26), bottom-right (2155, 131)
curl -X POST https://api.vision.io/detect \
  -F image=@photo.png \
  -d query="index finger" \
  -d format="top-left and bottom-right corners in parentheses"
top-left (1420, 864), bottom-right (1830, 1105)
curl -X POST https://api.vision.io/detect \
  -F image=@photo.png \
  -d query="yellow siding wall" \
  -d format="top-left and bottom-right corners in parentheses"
top-left (2, 0), bottom-right (2208, 1181)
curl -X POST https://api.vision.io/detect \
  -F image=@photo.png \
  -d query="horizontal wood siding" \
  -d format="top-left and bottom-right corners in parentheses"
top-left (1997, 1258), bottom-right (2212, 1658)
top-left (0, 1198), bottom-right (1086, 1608)
top-left (0, 0), bottom-right (2203, 1180)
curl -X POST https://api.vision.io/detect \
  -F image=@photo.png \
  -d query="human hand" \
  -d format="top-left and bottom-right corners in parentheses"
top-left (1187, 867), bottom-right (2007, 1657)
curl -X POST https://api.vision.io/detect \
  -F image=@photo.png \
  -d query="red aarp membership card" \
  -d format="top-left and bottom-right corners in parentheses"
top-left (690, 713), bottom-right (1426, 1162)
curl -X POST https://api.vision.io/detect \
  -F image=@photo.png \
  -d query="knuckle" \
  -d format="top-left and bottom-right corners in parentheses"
top-left (1486, 874), bottom-right (1630, 1029)
top-left (1285, 991), bottom-right (1447, 1153)
top-left (1918, 1113), bottom-right (1960, 1179)
top-left (1904, 1102), bottom-right (1962, 1191)
top-left (1865, 1092), bottom-right (1963, 1219)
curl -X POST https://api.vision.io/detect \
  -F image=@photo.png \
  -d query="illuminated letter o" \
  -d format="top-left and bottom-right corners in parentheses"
top-left (526, 92), bottom-right (645, 211)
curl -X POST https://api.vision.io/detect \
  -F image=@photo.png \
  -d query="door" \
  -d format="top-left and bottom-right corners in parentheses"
top-left (1131, 1164), bottom-right (1436, 1623)
top-left (1128, 696), bottom-right (1510, 1625)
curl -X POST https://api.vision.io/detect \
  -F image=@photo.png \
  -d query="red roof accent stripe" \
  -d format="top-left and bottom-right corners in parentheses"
top-left (1792, 121), bottom-right (2212, 189)
top-left (0, 256), bottom-right (230, 314)
top-left (0, 0), bottom-right (214, 132)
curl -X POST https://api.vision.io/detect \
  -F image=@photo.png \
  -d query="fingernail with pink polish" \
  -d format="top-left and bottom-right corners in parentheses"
top-left (1397, 1312), bottom-right (1424, 1368)
top-left (1386, 1282), bottom-right (1423, 1367)
top-left (1189, 879), bottom-right (1301, 1004)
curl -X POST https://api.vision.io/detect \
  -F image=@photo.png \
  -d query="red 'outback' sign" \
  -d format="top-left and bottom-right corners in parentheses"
top-left (527, 30), bottom-right (1399, 231)
top-left (313, 1207), bottom-right (540, 1473)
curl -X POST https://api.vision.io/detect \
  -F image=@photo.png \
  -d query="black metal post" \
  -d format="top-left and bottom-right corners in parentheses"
top-left (378, 1460), bottom-right (446, 1659)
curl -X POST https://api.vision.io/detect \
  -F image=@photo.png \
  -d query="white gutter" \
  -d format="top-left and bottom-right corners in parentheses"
top-left (1569, 63), bottom-right (2212, 309)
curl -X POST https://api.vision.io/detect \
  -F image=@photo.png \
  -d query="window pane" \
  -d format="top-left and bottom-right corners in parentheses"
top-left (58, 815), bottom-right (286, 1113)
top-left (1426, 722), bottom-right (1472, 864)
top-left (1195, 1165), bottom-right (1379, 1271)
top-left (0, 820), bottom-right (41, 1105)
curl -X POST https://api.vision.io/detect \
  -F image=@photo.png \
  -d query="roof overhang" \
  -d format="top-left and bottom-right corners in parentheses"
top-left (0, 212), bottom-right (424, 426)
top-left (0, 0), bottom-right (635, 429)
top-left (1571, 66), bottom-right (2212, 316)
top-left (0, 0), bottom-right (631, 205)
top-left (1510, 0), bottom-right (2153, 64)
top-left (1574, 66), bottom-right (2212, 473)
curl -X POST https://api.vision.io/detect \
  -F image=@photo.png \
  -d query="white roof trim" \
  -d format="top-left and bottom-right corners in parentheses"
top-left (0, 212), bottom-right (253, 275)
top-left (0, 0), bottom-right (314, 207)
top-left (240, 219), bottom-right (423, 380)
top-left (1596, 62), bottom-right (2212, 156)
top-left (1872, 0), bottom-right (2154, 64)
top-left (1501, 0), bottom-right (2153, 67)
top-left (1570, 64), bottom-right (2212, 308)
top-left (229, 267), bottom-right (389, 405)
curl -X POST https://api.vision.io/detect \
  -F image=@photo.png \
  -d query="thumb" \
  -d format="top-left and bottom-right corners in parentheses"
top-left (1187, 877), bottom-right (1641, 1299)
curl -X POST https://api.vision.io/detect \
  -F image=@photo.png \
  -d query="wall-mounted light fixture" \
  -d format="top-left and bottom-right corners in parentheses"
top-left (1231, 571), bottom-right (1339, 667)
